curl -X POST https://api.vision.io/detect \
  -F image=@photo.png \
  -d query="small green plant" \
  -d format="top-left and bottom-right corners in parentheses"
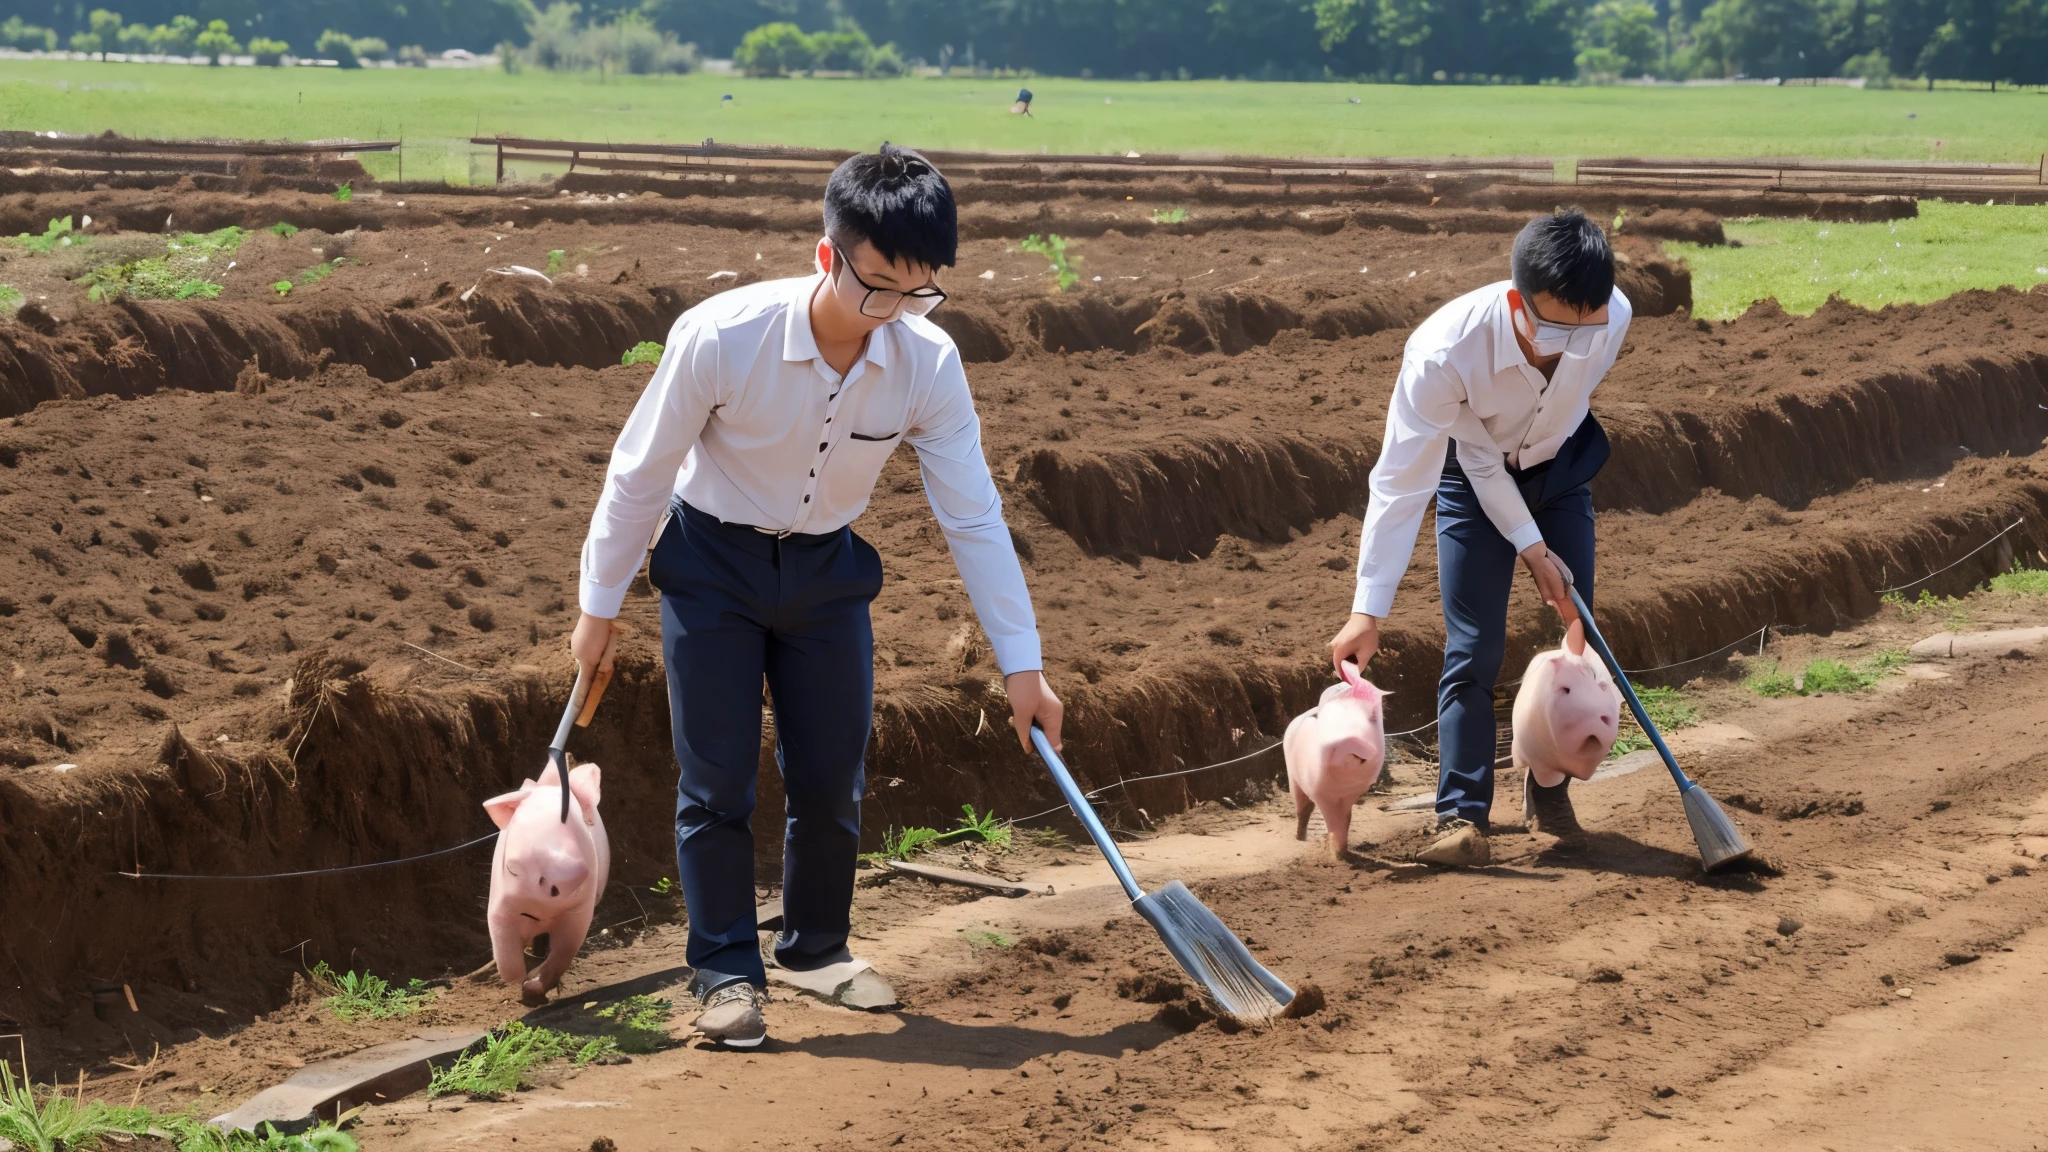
top-left (621, 340), bottom-right (664, 366)
top-left (6, 216), bottom-right (79, 255)
top-left (546, 248), bottom-right (569, 275)
top-left (309, 960), bottom-right (435, 1021)
top-left (428, 1023), bottom-right (613, 1099)
top-left (269, 221), bottom-right (300, 237)
top-left (593, 994), bottom-right (673, 1054)
top-left (0, 285), bottom-right (20, 310)
top-left (1744, 649), bottom-right (1908, 698)
top-left (1990, 561), bottom-right (2048, 596)
top-left (332, 182), bottom-right (353, 202)
top-left (649, 875), bottom-right (677, 895)
top-left (1609, 685), bottom-right (1699, 758)
top-left (1150, 206), bottom-right (1188, 224)
top-left (78, 226), bottom-right (249, 303)
top-left (960, 926), bottom-right (1014, 950)
top-left (1020, 233), bottom-right (1080, 292)
top-left (1019, 826), bottom-right (1070, 849)
top-left (861, 804), bottom-right (1013, 862)
top-left (0, 1063), bottom-right (360, 1152)
top-left (273, 280), bottom-right (294, 297)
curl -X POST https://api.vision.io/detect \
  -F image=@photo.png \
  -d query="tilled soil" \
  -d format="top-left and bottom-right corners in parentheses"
top-left (3, 187), bottom-right (2047, 1115)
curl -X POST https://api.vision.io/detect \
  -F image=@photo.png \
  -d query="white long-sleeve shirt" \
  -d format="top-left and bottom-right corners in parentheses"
top-left (1352, 280), bottom-right (1632, 619)
top-left (580, 274), bottom-right (1043, 674)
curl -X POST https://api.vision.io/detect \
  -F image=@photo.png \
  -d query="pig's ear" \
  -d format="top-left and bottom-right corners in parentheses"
top-left (482, 790), bottom-right (526, 830)
top-left (1563, 619), bottom-right (1587, 657)
top-left (569, 763), bottom-right (602, 825)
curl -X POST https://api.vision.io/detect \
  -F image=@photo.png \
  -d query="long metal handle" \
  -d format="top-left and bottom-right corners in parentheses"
top-left (1562, 583), bottom-right (1697, 793)
top-left (1030, 727), bottom-right (1145, 902)
top-left (550, 665), bottom-right (593, 823)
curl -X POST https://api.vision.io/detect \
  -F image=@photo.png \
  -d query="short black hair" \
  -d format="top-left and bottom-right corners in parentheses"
top-left (1511, 208), bottom-right (1614, 312)
top-left (823, 143), bottom-right (956, 272)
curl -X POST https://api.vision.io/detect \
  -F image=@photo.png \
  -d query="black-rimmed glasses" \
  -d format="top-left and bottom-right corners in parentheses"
top-left (832, 245), bottom-right (946, 318)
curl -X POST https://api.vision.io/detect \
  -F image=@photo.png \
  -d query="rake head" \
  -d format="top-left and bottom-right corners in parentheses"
top-left (1132, 880), bottom-right (1295, 1023)
top-left (1682, 785), bottom-right (1754, 872)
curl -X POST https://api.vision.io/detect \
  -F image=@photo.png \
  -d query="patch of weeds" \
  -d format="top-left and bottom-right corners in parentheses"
top-left (1744, 650), bottom-right (1908, 698)
top-left (1019, 826), bottom-right (1071, 849)
top-left (960, 926), bottom-right (1014, 950)
top-left (1610, 685), bottom-right (1699, 758)
top-left (309, 960), bottom-right (434, 1021)
top-left (593, 994), bottom-right (673, 1054)
top-left (273, 280), bottom-right (294, 297)
top-left (427, 1023), bottom-right (614, 1099)
top-left (332, 182), bottom-right (353, 202)
top-left (1881, 587), bottom-right (1970, 625)
top-left (621, 340), bottom-right (664, 366)
top-left (1150, 206), bottom-right (1188, 224)
top-left (0, 285), bottom-right (20, 311)
top-left (6, 216), bottom-right (81, 255)
top-left (546, 248), bottom-right (569, 275)
top-left (861, 804), bottom-right (1013, 862)
top-left (1020, 233), bottom-right (1080, 292)
top-left (1989, 561), bottom-right (2048, 596)
top-left (77, 226), bottom-right (248, 303)
top-left (269, 221), bottom-right (300, 237)
top-left (649, 875), bottom-right (677, 895)
top-left (0, 1063), bottom-right (360, 1152)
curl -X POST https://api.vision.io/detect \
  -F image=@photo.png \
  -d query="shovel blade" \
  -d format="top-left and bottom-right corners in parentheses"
top-left (1133, 880), bottom-right (1294, 1023)
top-left (1683, 786), bottom-right (1753, 872)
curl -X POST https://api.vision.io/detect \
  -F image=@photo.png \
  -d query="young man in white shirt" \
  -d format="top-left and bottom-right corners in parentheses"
top-left (568, 146), bottom-right (1064, 1046)
top-left (1329, 210), bottom-right (1631, 867)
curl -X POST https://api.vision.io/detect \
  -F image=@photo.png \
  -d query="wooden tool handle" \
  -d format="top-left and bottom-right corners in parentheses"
top-left (575, 665), bottom-right (612, 727)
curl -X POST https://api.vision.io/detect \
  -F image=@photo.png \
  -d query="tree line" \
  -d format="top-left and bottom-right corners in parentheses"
top-left (3, 0), bottom-right (2044, 84)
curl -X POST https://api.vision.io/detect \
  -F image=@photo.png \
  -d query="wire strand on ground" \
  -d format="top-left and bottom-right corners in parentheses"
top-left (1874, 518), bottom-right (2026, 595)
top-left (113, 831), bottom-right (499, 881)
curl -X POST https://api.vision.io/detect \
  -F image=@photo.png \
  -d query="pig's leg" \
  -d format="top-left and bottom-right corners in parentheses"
top-left (487, 909), bottom-right (531, 991)
top-left (1293, 778), bottom-right (1314, 841)
top-left (525, 906), bottom-right (593, 997)
top-left (1324, 800), bottom-right (1351, 861)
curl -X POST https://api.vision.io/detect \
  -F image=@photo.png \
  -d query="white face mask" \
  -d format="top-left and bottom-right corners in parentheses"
top-left (1514, 297), bottom-right (1607, 358)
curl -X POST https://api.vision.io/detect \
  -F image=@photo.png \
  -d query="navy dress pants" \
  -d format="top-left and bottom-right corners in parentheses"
top-left (1433, 444), bottom-right (1600, 831)
top-left (647, 501), bottom-right (883, 997)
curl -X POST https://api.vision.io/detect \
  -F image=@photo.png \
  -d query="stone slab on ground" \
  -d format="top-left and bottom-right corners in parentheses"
top-left (209, 1029), bottom-right (483, 1134)
top-left (1910, 626), bottom-right (2048, 658)
top-left (884, 859), bottom-right (1044, 897)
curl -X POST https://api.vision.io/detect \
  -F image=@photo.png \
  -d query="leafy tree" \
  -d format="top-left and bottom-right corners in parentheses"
top-left (354, 35), bottom-right (392, 60)
top-left (734, 21), bottom-right (816, 74)
top-left (150, 15), bottom-right (199, 56)
top-left (249, 35), bottom-right (291, 64)
top-left (1578, 0), bottom-right (1663, 75)
top-left (116, 21), bottom-right (154, 53)
top-left (193, 18), bottom-right (239, 62)
top-left (316, 28), bottom-right (361, 66)
top-left (68, 28), bottom-right (103, 55)
top-left (1, 16), bottom-right (57, 50)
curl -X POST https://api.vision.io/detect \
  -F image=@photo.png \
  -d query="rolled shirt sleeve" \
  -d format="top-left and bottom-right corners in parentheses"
top-left (907, 346), bottom-right (1043, 675)
top-left (578, 319), bottom-right (719, 618)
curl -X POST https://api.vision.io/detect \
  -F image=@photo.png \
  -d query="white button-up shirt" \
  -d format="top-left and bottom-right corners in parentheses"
top-left (580, 274), bottom-right (1042, 674)
top-left (1352, 280), bottom-right (1632, 619)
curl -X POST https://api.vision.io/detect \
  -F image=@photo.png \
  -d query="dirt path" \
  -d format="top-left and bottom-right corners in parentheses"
top-left (346, 594), bottom-right (2048, 1152)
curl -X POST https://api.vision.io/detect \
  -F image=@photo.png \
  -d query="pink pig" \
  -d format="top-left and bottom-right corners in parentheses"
top-left (1511, 621), bottom-right (1623, 788)
top-left (483, 761), bottom-right (609, 1000)
top-left (1284, 661), bottom-right (1388, 860)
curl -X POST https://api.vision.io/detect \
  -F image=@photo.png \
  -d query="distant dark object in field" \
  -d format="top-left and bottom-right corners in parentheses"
top-left (1012, 88), bottom-right (1034, 116)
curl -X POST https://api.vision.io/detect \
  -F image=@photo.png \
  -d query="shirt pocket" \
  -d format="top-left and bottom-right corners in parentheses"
top-left (817, 429), bottom-right (904, 513)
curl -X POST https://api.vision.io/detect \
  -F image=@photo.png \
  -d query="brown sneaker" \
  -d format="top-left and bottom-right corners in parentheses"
top-left (1522, 770), bottom-right (1586, 848)
top-left (690, 981), bottom-right (767, 1048)
top-left (1414, 818), bottom-right (1490, 867)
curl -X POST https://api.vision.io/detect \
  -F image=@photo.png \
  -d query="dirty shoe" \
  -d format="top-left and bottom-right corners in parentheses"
top-left (1414, 818), bottom-right (1491, 867)
top-left (691, 982), bottom-right (767, 1049)
top-left (1523, 770), bottom-right (1586, 848)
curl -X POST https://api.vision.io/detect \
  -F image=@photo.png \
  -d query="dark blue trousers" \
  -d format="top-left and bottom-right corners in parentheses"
top-left (1433, 421), bottom-right (1604, 830)
top-left (647, 501), bottom-right (882, 997)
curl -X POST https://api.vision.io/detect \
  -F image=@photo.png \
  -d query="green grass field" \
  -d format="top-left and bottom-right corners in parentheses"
top-left (1672, 202), bottom-right (2048, 319)
top-left (5, 59), bottom-right (2048, 184)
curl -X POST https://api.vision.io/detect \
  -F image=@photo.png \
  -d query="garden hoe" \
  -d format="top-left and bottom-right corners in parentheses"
top-left (1031, 726), bottom-right (1296, 1022)
top-left (1560, 573), bottom-right (1753, 872)
top-left (549, 661), bottom-right (613, 823)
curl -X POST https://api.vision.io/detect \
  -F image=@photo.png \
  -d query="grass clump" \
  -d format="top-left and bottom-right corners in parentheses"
top-left (546, 248), bottom-right (569, 275)
top-left (621, 340), bottom-right (664, 366)
top-left (1610, 685), bottom-right (1699, 758)
top-left (332, 182), bottom-right (353, 202)
top-left (1020, 234), bottom-right (1079, 292)
top-left (309, 960), bottom-right (434, 1021)
top-left (960, 926), bottom-right (1014, 950)
top-left (428, 1023), bottom-right (614, 1099)
top-left (1674, 202), bottom-right (2048, 321)
top-left (1882, 587), bottom-right (1971, 626)
top-left (6, 216), bottom-right (81, 255)
top-left (0, 1063), bottom-right (360, 1152)
top-left (1989, 561), bottom-right (2048, 596)
top-left (1150, 206), bottom-right (1188, 224)
top-left (593, 994), bottom-right (673, 1054)
top-left (0, 285), bottom-right (20, 311)
top-left (269, 221), bottom-right (300, 237)
top-left (862, 804), bottom-right (1012, 863)
top-left (78, 226), bottom-right (248, 303)
top-left (1745, 649), bottom-right (1908, 698)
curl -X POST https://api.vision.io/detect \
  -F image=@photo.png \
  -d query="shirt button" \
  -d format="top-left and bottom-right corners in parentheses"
top-left (809, 469), bottom-right (815, 477)
top-left (818, 442), bottom-right (827, 452)
top-left (803, 495), bottom-right (810, 503)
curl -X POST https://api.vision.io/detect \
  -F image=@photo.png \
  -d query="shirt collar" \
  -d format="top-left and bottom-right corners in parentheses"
top-left (783, 272), bottom-right (891, 372)
top-left (1489, 284), bottom-right (1532, 376)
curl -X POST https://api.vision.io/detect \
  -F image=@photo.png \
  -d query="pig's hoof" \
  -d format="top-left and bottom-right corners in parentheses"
top-left (520, 979), bottom-right (552, 1006)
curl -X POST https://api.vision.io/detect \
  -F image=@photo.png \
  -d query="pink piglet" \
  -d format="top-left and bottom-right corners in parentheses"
top-left (483, 760), bottom-right (609, 1000)
top-left (1284, 661), bottom-right (1389, 860)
